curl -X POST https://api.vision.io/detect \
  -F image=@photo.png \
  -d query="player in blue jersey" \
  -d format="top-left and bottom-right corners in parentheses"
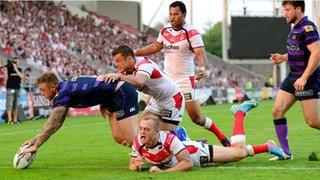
top-left (20, 72), bottom-right (139, 155)
top-left (269, 0), bottom-right (320, 160)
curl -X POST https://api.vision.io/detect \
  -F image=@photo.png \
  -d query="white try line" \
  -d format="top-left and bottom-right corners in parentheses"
top-left (216, 166), bottom-right (320, 171)
top-left (1, 165), bottom-right (320, 171)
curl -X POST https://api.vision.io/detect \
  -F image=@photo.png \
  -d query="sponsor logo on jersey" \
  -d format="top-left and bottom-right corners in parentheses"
top-left (116, 110), bottom-right (125, 118)
top-left (161, 109), bottom-right (173, 118)
top-left (304, 25), bottom-right (314, 32)
top-left (164, 44), bottom-right (179, 51)
top-left (287, 44), bottom-right (301, 52)
top-left (184, 93), bottom-right (193, 100)
top-left (130, 107), bottom-right (136, 112)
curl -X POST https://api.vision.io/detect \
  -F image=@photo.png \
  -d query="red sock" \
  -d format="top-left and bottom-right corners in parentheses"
top-left (252, 144), bottom-right (269, 155)
top-left (232, 111), bottom-right (245, 135)
top-left (209, 123), bottom-right (228, 142)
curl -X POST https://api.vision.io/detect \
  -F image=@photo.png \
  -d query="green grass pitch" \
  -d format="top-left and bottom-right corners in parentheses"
top-left (1, 100), bottom-right (319, 179)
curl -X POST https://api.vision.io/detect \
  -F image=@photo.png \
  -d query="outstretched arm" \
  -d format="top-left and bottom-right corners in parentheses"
top-left (134, 42), bottom-right (163, 56)
top-left (98, 73), bottom-right (149, 89)
top-left (194, 47), bottom-right (208, 80)
top-left (20, 106), bottom-right (68, 155)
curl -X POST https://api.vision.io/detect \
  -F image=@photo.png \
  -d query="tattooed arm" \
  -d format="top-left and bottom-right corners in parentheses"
top-left (149, 149), bottom-right (194, 173)
top-left (20, 106), bottom-right (68, 155)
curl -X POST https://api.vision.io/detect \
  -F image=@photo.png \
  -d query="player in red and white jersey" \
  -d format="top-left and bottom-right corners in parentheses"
top-left (129, 101), bottom-right (286, 172)
top-left (134, 1), bottom-right (231, 147)
top-left (99, 45), bottom-right (184, 131)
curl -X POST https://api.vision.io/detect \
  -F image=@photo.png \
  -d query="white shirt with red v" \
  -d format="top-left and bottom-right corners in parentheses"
top-left (134, 56), bottom-right (180, 101)
top-left (131, 131), bottom-right (185, 167)
top-left (156, 23), bottom-right (204, 79)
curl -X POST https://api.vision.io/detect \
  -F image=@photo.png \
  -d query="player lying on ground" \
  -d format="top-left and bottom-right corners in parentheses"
top-left (98, 45), bottom-right (185, 131)
top-left (20, 72), bottom-right (139, 156)
top-left (129, 100), bottom-right (286, 172)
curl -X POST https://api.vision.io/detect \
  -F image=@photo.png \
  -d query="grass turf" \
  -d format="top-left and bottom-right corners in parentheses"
top-left (1, 100), bottom-right (319, 179)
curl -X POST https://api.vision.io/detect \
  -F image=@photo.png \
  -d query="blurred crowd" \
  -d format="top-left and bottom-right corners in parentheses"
top-left (0, 1), bottom-right (260, 88)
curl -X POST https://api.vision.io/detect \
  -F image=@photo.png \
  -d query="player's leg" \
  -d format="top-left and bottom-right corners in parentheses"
top-left (6, 89), bottom-right (14, 124)
top-left (177, 77), bottom-right (231, 146)
top-left (102, 82), bottom-right (139, 147)
top-left (143, 97), bottom-right (179, 131)
top-left (212, 100), bottom-right (258, 163)
top-left (300, 99), bottom-right (320, 129)
top-left (186, 98), bottom-right (231, 147)
top-left (12, 90), bottom-right (20, 123)
top-left (272, 89), bottom-right (296, 158)
top-left (101, 109), bottom-right (126, 146)
top-left (246, 140), bottom-right (286, 159)
top-left (116, 114), bottom-right (139, 146)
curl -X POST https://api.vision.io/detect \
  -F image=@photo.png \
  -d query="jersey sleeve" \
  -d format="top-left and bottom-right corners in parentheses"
top-left (170, 136), bottom-right (186, 155)
top-left (136, 63), bottom-right (153, 78)
top-left (188, 29), bottom-right (204, 48)
top-left (156, 29), bottom-right (164, 44)
top-left (303, 24), bottom-right (319, 45)
top-left (131, 145), bottom-right (141, 157)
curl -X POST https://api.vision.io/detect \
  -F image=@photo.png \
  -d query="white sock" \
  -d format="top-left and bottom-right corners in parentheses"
top-left (204, 117), bottom-right (212, 129)
top-left (246, 145), bottom-right (254, 156)
top-left (230, 134), bottom-right (246, 144)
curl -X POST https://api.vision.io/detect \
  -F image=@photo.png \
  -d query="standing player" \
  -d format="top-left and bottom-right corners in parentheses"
top-left (129, 101), bottom-right (285, 172)
top-left (134, 1), bottom-right (230, 146)
top-left (269, 0), bottom-right (320, 160)
top-left (21, 72), bottom-right (139, 156)
top-left (99, 45), bottom-right (184, 131)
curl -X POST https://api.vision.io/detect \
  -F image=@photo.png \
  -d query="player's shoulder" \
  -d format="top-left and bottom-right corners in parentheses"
top-left (135, 57), bottom-right (154, 67)
top-left (183, 23), bottom-right (199, 32)
top-left (300, 17), bottom-right (318, 33)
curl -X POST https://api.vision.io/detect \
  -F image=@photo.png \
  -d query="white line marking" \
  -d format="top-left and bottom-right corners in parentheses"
top-left (1, 165), bottom-right (320, 171)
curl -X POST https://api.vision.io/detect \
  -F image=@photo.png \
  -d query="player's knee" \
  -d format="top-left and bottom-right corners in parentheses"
top-left (232, 147), bottom-right (247, 161)
top-left (306, 117), bottom-right (320, 129)
top-left (191, 116), bottom-right (204, 125)
top-left (272, 106), bottom-right (285, 118)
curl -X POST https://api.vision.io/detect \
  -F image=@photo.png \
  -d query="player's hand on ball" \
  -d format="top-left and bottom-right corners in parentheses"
top-left (195, 66), bottom-right (206, 80)
top-left (20, 139), bottom-right (36, 148)
top-left (19, 145), bottom-right (38, 157)
top-left (149, 166), bottom-right (162, 173)
top-left (13, 145), bottom-right (36, 169)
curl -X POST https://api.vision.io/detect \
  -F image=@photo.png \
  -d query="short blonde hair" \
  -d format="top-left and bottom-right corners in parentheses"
top-left (36, 72), bottom-right (59, 87)
top-left (140, 115), bottom-right (160, 130)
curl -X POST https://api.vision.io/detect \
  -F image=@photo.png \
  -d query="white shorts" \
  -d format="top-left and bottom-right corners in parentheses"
top-left (145, 92), bottom-right (185, 124)
top-left (182, 141), bottom-right (212, 167)
top-left (170, 76), bottom-right (197, 102)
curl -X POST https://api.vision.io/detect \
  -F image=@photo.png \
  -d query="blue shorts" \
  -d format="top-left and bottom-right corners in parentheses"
top-left (101, 82), bottom-right (139, 121)
top-left (280, 73), bottom-right (320, 101)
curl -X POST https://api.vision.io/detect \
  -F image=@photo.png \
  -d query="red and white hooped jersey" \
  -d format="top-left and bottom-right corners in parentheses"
top-left (156, 23), bottom-right (204, 79)
top-left (131, 131), bottom-right (210, 167)
top-left (134, 57), bottom-right (181, 102)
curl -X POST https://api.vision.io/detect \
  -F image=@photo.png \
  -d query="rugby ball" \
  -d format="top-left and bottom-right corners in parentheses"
top-left (13, 145), bottom-right (36, 169)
